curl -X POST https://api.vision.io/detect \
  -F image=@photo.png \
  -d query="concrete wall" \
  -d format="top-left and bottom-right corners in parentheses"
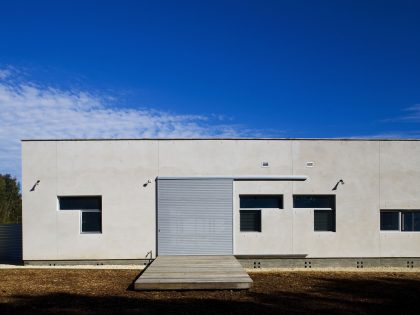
top-left (22, 140), bottom-right (158, 261)
top-left (22, 139), bottom-right (420, 261)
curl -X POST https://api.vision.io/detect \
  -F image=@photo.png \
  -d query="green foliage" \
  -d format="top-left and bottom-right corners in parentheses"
top-left (0, 174), bottom-right (22, 224)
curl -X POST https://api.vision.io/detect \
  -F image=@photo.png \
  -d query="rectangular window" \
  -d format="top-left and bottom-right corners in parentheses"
top-left (380, 211), bottom-right (400, 231)
top-left (59, 196), bottom-right (101, 210)
top-left (402, 211), bottom-right (420, 232)
top-left (314, 210), bottom-right (335, 232)
top-left (58, 196), bottom-right (102, 233)
top-left (380, 210), bottom-right (420, 232)
top-left (240, 195), bottom-right (283, 209)
top-left (240, 210), bottom-right (261, 232)
top-left (293, 195), bottom-right (336, 232)
top-left (293, 195), bottom-right (335, 209)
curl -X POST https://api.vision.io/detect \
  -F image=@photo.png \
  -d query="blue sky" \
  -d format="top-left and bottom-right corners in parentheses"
top-left (1, 1), bottom-right (420, 179)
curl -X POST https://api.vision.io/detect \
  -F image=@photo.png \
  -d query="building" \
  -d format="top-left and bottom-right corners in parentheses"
top-left (21, 139), bottom-right (420, 268)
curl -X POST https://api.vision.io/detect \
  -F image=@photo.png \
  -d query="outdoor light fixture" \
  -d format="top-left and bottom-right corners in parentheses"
top-left (143, 179), bottom-right (152, 187)
top-left (332, 179), bottom-right (345, 191)
top-left (30, 180), bottom-right (40, 191)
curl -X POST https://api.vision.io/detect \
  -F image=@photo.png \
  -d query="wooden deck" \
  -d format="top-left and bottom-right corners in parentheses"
top-left (134, 255), bottom-right (253, 290)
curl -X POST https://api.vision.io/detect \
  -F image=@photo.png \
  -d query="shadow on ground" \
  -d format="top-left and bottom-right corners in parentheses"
top-left (1, 270), bottom-right (420, 315)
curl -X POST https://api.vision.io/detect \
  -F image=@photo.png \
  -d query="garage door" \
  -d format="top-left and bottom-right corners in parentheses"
top-left (157, 178), bottom-right (233, 255)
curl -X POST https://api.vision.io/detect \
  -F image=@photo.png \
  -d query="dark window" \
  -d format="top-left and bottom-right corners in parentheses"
top-left (293, 195), bottom-right (336, 232)
top-left (81, 211), bottom-right (102, 233)
top-left (314, 210), bottom-right (335, 231)
top-left (59, 196), bottom-right (101, 210)
top-left (240, 210), bottom-right (261, 232)
top-left (59, 196), bottom-right (102, 233)
top-left (293, 195), bottom-right (335, 209)
top-left (402, 211), bottom-right (420, 232)
top-left (240, 195), bottom-right (283, 209)
top-left (380, 211), bottom-right (400, 231)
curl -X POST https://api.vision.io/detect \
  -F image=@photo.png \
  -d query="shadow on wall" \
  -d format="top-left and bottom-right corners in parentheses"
top-left (1, 272), bottom-right (420, 315)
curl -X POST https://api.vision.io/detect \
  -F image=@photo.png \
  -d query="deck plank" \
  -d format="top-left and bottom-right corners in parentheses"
top-left (134, 255), bottom-right (253, 290)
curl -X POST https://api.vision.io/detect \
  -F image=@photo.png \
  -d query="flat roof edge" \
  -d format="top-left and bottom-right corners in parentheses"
top-left (157, 175), bottom-right (308, 181)
top-left (20, 138), bottom-right (420, 142)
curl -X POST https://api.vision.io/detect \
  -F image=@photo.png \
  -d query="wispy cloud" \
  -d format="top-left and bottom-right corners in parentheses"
top-left (344, 132), bottom-right (420, 139)
top-left (400, 104), bottom-right (420, 121)
top-left (382, 104), bottom-right (420, 123)
top-left (0, 68), bottom-right (12, 80)
top-left (0, 68), bottom-right (252, 181)
top-left (369, 104), bottom-right (420, 139)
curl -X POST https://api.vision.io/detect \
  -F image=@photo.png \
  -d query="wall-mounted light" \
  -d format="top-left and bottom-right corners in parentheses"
top-left (143, 179), bottom-right (152, 187)
top-left (332, 179), bottom-right (344, 191)
top-left (30, 180), bottom-right (40, 192)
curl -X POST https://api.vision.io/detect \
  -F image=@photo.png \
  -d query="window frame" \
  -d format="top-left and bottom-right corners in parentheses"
top-left (380, 210), bottom-right (401, 231)
top-left (238, 194), bottom-right (284, 234)
top-left (293, 194), bottom-right (336, 232)
top-left (380, 210), bottom-right (420, 232)
top-left (58, 196), bottom-right (102, 234)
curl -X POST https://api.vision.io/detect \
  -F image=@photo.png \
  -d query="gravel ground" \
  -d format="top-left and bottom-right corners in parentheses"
top-left (246, 267), bottom-right (420, 272)
top-left (0, 264), bottom-right (145, 270)
top-left (2, 264), bottom-right (418, 272)
top-left (1, 269), bottom-right (420, 315)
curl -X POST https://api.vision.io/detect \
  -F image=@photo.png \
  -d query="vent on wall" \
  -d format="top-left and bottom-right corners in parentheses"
top-left (261, 161), bottom-right (269, 168)
top-left (306, 161), bottom-right (315, 167)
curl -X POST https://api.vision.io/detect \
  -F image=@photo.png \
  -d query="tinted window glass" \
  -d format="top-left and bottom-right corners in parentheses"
top-left (380, 211), bottom-right (399, 230)
top-left (415, 213), bottom-right (420, 231)
top-left (240, 195), bottom-right (283, 209)
top-left (240, 210), bottom-right (261, 232)
top-left (402, 212), bottom-right (420, 231)
top-left (81, 211), bottom-right (102, 233)
top-left (59, 197), bottom-right (101, 210)
top-left (293, 195), bottom-right (335, 209)
top-left (314, 210), bottom-right (335, 231)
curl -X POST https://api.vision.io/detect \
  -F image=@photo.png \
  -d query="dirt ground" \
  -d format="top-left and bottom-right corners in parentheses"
top-left (1, 269), bottom-right (420, 315)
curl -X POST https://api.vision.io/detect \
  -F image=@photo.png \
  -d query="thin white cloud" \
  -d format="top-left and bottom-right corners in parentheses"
top-left (382, 104), bottom-right (420, 122)
top-left (345, 133), bottom-right (414, 139)
top-left (0, 68), bottom-right (247, 181)
top-left (0, 69), bottom-right (11, 80)
top-left (401, 104), bottom-right (420, 121)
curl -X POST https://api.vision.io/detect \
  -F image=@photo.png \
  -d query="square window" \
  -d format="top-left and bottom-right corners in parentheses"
top-left (81, 211), bottom-right (102, 233)
top-left (314, 210), bottom-right (335, 232)
top-left (380, 211), bottom-right (400, 231)
top-left (240, 210), bottom-right (261, 232)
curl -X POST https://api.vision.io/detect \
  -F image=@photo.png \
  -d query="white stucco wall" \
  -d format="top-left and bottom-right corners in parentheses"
top-left (22, 139), bottom-right (420, 260)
